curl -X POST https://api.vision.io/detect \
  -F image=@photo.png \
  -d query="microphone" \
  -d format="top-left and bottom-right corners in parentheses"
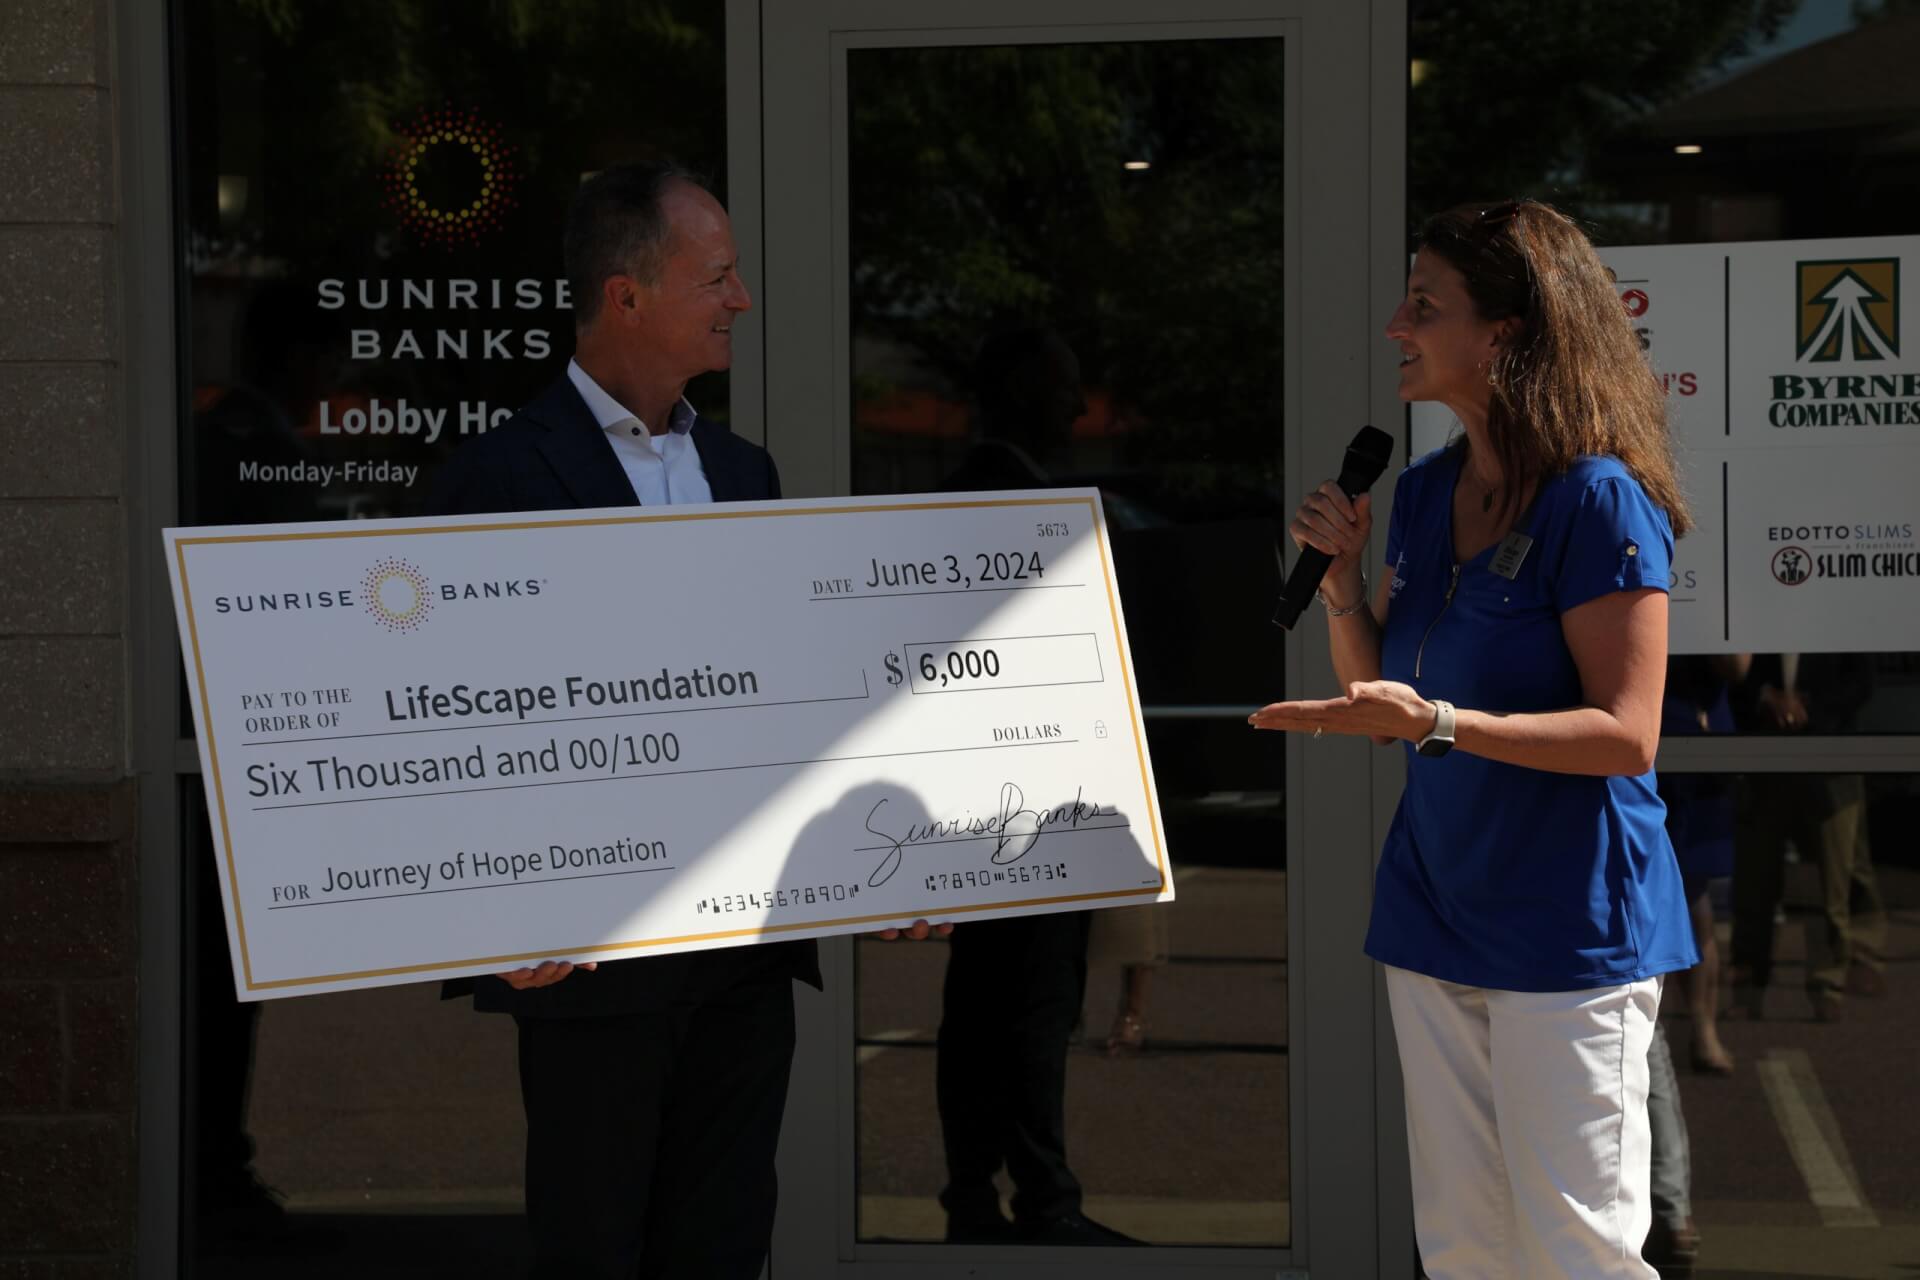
top-left (1272, 425), bottom-right (1397, 631)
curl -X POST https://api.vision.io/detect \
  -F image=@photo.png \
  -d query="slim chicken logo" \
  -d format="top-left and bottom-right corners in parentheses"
top-left (1796, 258), bottom-right (1898, 363)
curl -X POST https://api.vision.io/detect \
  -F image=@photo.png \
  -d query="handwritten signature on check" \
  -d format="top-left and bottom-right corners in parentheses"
top-left (861, 783), bottom-right (1118, 889)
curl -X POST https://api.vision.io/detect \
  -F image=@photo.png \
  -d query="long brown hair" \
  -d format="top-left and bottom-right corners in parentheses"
top-left (1418, 200), bottom-right (1692, 536)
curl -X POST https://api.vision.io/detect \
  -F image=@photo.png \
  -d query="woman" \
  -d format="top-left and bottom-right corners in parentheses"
top-left (1250, 200), bottom-right (1697, 1277)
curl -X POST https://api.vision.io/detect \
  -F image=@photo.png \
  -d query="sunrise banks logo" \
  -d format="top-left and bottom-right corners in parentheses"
top-left (210, 556), bottom-right (545, 631)
top-left (380, 106), bottom-right (521, 249)
top-left (361, 556), bottom-right (434, 633)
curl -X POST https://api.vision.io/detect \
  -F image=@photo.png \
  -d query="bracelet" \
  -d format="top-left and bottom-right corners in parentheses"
top-left (1317, 572), bottom-right (1369, 616)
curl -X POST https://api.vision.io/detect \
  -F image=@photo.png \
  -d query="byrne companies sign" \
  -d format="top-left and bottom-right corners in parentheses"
top-left (1413, 234), bottom-right (1920, 655)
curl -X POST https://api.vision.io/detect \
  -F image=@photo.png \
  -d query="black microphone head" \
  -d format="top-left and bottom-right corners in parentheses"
top-left (1274, 426), bottom-right (1398, 632)
top-left (1337, 425), bottom-right (1397, 494)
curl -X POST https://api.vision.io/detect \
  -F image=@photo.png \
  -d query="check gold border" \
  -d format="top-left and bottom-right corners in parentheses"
top-left (173, 495), bottom-right (1170, 993)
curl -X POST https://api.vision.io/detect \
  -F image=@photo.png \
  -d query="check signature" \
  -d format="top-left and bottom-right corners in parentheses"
top-left (861, 782), bottom-right (1116, 888)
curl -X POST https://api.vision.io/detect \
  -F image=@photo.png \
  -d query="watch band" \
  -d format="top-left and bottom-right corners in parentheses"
top-left (1416, 699), bottom-right (1456, 757)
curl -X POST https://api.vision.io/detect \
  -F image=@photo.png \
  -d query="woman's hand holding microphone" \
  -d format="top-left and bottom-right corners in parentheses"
top-left (1288, 479), bottom-right (1372, 612)
top-left (1251, 480), bottom-right (1436, 748)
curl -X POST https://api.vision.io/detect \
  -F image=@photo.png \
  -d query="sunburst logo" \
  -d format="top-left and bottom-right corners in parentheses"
top-left (380, 107), bottom-right (521, 249)
top-left (362, 557), bottom-right (433, 633)
top-left (1796, 258), bottom-right (1899, 363)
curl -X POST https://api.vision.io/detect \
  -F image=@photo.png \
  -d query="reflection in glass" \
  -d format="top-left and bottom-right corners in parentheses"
top-left (1639, 769), bottom-right (1915, 1275)
top-left (1410, 1), bottom-right (1920, 734)
top-left (179, 0), bottom-right (732, 529)
top-left (846, 37), bottom-right (1289, 1247)
top-left (173, 3), bottom-right (729, 1270)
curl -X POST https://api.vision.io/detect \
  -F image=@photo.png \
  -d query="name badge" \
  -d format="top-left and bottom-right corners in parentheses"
top-left (1489, 531), bottom-right (1533, 580)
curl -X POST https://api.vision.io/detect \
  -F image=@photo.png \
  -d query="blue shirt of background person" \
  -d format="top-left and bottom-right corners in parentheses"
top-left (1365, 444), bottom-right (1698, 991)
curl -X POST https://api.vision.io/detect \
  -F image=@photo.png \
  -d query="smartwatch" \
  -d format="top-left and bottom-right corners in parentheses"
top-left (1415, 699), bottom-right (1456, 758)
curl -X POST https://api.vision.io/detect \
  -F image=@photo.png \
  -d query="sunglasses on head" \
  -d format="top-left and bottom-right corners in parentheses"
top-left (1477, 199), bottom-right (1523, 226)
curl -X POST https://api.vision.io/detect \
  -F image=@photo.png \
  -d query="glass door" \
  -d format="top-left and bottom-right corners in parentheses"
top-left (759, 3), bottom-right (1405, 1275)
top-left (164, 3), bottom-right (739, 1272)
top-left (842, 28), bottom-right (1290, 1254)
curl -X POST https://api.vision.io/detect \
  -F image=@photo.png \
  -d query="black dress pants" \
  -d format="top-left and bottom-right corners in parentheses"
top-left (936, 911), bottom-right (1091, 1224)
top-left (514, 949), bottom-right (797, 1279)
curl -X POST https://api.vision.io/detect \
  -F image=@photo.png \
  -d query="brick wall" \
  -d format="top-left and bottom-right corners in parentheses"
top-left (0, 788), bottom-right (137, 1272)
top-left (0, 0), bottom-right (141, 1274)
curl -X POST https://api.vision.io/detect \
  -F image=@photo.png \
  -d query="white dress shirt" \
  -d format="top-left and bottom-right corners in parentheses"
top-left (566, 359), bottom-right (713, 506)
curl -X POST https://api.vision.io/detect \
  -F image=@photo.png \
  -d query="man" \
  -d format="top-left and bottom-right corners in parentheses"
top-left (432, 161), bottom-right (815, 1279)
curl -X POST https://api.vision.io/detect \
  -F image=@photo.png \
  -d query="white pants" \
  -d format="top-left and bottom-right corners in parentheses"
top-left (1385, 966), bottom-right (1663, 1279)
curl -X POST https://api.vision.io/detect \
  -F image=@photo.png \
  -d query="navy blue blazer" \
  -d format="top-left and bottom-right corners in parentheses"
top-left (432, 374), bottom-right (823, 1016)
top-left (434, 374), bottom-right (783, 513)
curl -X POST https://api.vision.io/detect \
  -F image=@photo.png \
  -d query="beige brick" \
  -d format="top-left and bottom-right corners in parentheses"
top-left (0, 229), bottom-right (112, 361)
top-left (0, 0), bottom-right (104, 85)
top-left (0, 1118), bottom-right (132, 1251)
top-left (0, 1260), bottom-right (131, 1279)
top-left (0, 88), bottom-right (111, 222)
top-left (0, 636), bottom-right (120, 771)
top-left (0, 779), bottom-right (133, 843)
top-left (0, 364), bottom-right (119, 498)
top-left (0, 501), bottom-right (120, 633)
top-left (0, 984), bottom-right (61, 1110)
top-left (0, 848), bottom-right (129, 978)
top-left (66, 980), bottom-right (133, 1111)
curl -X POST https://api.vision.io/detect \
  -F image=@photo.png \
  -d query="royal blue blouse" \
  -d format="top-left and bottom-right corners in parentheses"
top-left (1363, 445), bottom-right (1698, 992)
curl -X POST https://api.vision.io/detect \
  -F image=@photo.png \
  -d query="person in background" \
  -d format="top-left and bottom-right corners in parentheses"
top-left (1641, 1025), bottom-right (1699, 1278)
top-left (1093, 916), bottom-right (1168, 1056)
top-left (1657, 653), bottom-right (1747, 1073)
top-left (1252, 199), bottom-right (1696, 1276)
top-left (932, 328), bottom-right (1139, 1247)
top-left (1729, 654), bottom-right (1886, 1021)
top-left (1640, 654), bottom-right (1750, 1277)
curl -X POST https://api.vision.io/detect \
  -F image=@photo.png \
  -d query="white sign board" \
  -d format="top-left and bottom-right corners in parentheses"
top-left (1413, 234), bottom-right (1920, 653)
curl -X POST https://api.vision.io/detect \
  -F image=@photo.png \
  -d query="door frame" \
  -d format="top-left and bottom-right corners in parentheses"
top-left (748, 2), bottom-right (1411, 1274)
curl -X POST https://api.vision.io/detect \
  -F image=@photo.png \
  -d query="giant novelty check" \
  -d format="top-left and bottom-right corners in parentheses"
top-left (167, 491), bottom-right (1172, 999)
